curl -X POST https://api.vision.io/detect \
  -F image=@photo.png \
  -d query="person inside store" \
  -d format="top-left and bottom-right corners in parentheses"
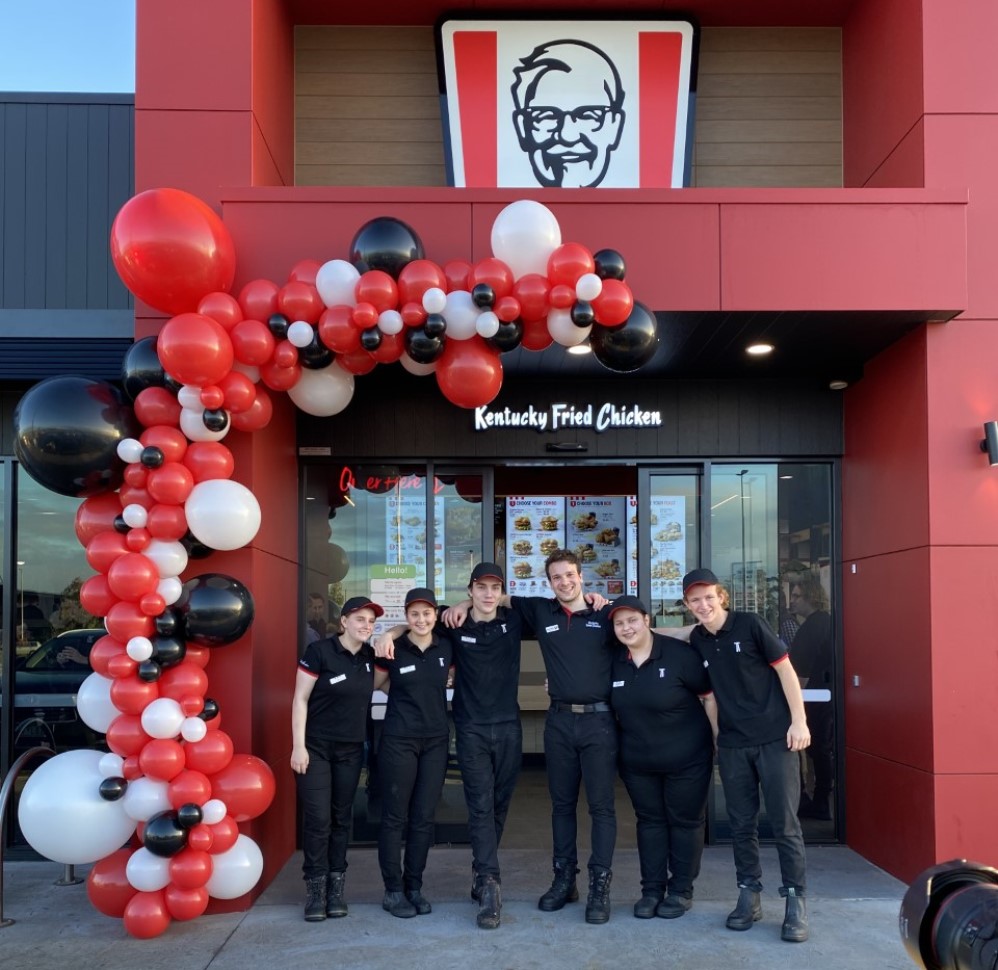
top-left (375, 562), bottom-right (523, 931)
top-left (683, 568), bottom-right (811, 943)
top-left (607, 595), bottom-right (717, 920)
top-left (374, 587), bottom-right (454, 919)
top-left (291, 595), bottom-right (387, 922)
top-left (789, 575), bottom-right (835, 822)
top-left (305, 591), bottom-right (328, 644)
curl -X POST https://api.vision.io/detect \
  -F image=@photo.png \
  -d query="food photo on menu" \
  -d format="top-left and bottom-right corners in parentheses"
top-left (505, 497), bottom-right (566, 593)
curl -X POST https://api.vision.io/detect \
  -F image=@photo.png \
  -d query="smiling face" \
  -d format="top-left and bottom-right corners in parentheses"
top-left (469, 578), bottom-right (503, 620)
top-left (683, 583), bottom-right (728, 633)
top-left (341, 607), bottom-right (376, 646)
top-left (406, 602), bottom-right (437, 640)
top-left (546, 559), bottom-right (584, 607)
top-left (612, 608), bottom-right (651, 651)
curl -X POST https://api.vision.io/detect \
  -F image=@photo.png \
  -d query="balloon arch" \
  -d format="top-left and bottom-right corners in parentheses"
top-left (12, 189), bottom-right (657, 938)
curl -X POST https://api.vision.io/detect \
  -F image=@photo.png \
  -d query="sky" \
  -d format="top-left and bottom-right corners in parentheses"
top-left (0, 0), bottom-right (135, 93)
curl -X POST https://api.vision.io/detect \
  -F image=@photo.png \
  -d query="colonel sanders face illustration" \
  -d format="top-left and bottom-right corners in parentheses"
top-left (511, 40), bottom-right (626, 188)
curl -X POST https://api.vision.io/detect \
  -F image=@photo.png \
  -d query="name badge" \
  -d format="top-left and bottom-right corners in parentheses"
top-left (400, 664), bottom-right (416, 674)
top-left (461, 636), bottom-right (476, 643)
top-left (329, 674), bottom-right (346, 685)
top-left (612, 680), bottom-right (625, 688)
top-left (586, 621), bottom-right (602, 629)
top-left (545, 624), bottom-right (560, 633)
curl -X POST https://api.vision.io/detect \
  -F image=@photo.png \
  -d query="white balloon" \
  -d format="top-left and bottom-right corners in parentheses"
top-left (286, 362), bottom-right (356, 418)
top-left (157, 575), bottom-right (183, 606)
top-left (126, 636), bottom-right (154, 662)
top-left (75, 672), bottom-right (119, 733)
top-left (576, 272), bottom-right (603, 302)
top-left (476, 311), bottom-right (501, 339)
top-left (180, 405), bottom-right (230, 443)
top-left (400, 353), bottom-right (437, 376)
top-left (287, 321), bottom-right (314, 348)
top-left (442, 290), bottom-right (480, 341)
top-left (126, 847), bottom-right (171, 892)
top-left (316, 259), bottom-right (360, 308)
top-left (98, 753), bottom-right (125, 778)
top-left (422, 286), bottom-right (447, 315)
top-left (144, 539), bottom-right (189, 580)
top-left (122, 503), bottom-right (149, 529)
top-left (548, 308), bottom-right (591, 347)
top-left (181, 716), bottom-right (208, 743)
top-left (205, 834), bottom-right (264, 900)
top-left (377, 309), bottom-right (404, 335)
top-left (117, 438), bottom-right (143, 463)
top-left (178, 384), bottom-right (204, 409)
top-left (491, 200), bottom-right (562, 280)
top-left (232, 361), bottom-right (261, 383)
top-left (17, 750), bottom-right (136, 863)
top-left (202, 799), bottom-right (227, 825)
top-left (123, 777), bottom-right (172, 821)
top-left (141, 697), bottom-right (186, 740)
top-left (185, 479), bottom-right (262, 551)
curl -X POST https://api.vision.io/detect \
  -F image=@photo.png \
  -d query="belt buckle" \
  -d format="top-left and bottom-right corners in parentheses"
top-left (570, 703), bottom-right (586, 714)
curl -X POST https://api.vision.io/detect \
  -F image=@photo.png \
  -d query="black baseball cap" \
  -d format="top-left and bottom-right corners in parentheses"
top-left (404, 587), bottom-right (438, 609)
top-left (341, 596), bottom-right (384, 618)
top-left (469, 562), bottom-right (505, 585)
top-left (682, 568), bottom-right (720, 594)
top-left (607, 595), bottom-right (649, 619)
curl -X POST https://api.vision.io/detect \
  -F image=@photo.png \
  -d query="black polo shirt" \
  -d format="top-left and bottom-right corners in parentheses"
top-left (297, 637), bottom-right (376, 744)
top-left (510, 596), bottom-right (613, 705)
top-left (375, 633), bottom-right (453, 738)
top-left (444, 606), bottom-right (523, 726)
top-left (610, 633), bottom-right (713, 772)
top-left (690, 610), bottom-right (790, 748)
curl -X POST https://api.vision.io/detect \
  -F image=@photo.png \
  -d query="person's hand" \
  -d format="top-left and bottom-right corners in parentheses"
top-left (374, 631), bottom-right (396, 660)
top-left (58, 646), bottom-right (88, 666)
top-left (290, 745), bottom-right (309, 774)
top-left (787, 719), bottom-right (811, 752)
top-left (442, 602), bottom-right (469, 628)
top-left (586, 592), bottom-right (610, 610)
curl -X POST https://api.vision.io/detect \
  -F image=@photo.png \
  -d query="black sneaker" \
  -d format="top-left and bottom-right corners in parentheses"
top-left (633, 894), bottom-right (661, 919)
top-left (656, 895), bottom-right (692, 919)
top-left (405, 889), bottom-right (432, 915)
top-left (382, 890), bottom-right (417, 918)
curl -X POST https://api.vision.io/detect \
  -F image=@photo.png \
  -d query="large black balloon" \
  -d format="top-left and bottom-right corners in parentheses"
top-left (298, 330), bottom-right (335, 370)
top-left (405, 327), bottom-right (445, 364)
top-left (486, 319), bottom-right (524, 353)
top-left (13, 376), bottom-right (141, 497)
top-left (143, 810), bottom-right (188, 857)
top-left (175, 573), bottom-right (255, 646)
top-left (350, 217), bottom-right (424, 279)
top-left (590, 301), bottom-right (660, 373)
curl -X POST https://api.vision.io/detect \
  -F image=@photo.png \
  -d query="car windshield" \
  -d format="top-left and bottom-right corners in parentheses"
top-left (23, 631), bottom-right (101, 672)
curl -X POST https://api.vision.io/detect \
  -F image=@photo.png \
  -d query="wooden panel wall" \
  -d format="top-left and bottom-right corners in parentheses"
top-left (294, 25), bottom-right (842, 188)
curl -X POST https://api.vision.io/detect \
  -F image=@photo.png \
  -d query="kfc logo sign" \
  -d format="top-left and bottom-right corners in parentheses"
top-left (437, 17), bottom-right (699, 189)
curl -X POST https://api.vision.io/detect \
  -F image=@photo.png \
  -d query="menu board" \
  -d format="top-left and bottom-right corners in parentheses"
top-left (369, 564), bottom-right (419, 636)
top-left (385, 489), bottom-right (446, 594)
top-left (626, 495), bottom-right (639, 595)
top-left (505, 497), bottom-right (564, 595)
top-left (566, 496), bottom-right (627, 597)
top-left (649, 495), bottom-right (687, 605)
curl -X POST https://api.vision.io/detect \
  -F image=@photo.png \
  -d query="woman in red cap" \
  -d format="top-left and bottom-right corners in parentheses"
top-left (291, 595), bottom-right (387, 922)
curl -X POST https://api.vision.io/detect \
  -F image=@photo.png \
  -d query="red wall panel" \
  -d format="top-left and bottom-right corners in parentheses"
top-left (251, 0), bottom-right (294, 186)
top-left (862, 121), bottom-right (925, 189)
top-left (934, 774), bottom-right (998, 867)
top-left (922, 0), bottom-right (998, 115)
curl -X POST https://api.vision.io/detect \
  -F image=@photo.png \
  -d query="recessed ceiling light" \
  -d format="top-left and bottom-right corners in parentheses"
top-left (779, 475), bottom-right (793, 480)
top-left (567, 343), bottom-right (592, 355)
top-left (746, 343), bottom-right (774, 356)
top-left (829, 379), bottom-right (849, 390)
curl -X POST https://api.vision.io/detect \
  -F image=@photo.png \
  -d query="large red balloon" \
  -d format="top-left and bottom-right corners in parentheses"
top-left (182, 442), bottom-right (235, 482)
top-left (123, 889), bottom-right (172, 939)
top-left (86, 530), bottom-right (129, 573)
top-left (158, 313), bottom-right (235, 387)
top-left (139, 737), bottom-right (187, 781)
top-left (355, 270), bottom-right (398, 313)
top-left (230, 319), bottom-right (276, 366)
top-left (197, 291), bottom-right (243, 331)
top-left (592, 278), bottom-right (634, 327)
top-left (75, 493), bottom-right (123, 546)
top-left (106, 713), bottom-right (153, 757)
top-left (107, 552), bottom-right (161, 602)
top-left (397, 259), bottom-right (446, 305)
top-left (547, 242), bottom-right (595, 286)
top-left (184, 729), bottom-right (234, 775)
top-left (159, 661), bottom-right (209, 702)
top-left (146, 462), bottom-right (195, 506)
top-left (209, 754), bottom-right (276, 822)
top-left (133, 387), bottom-right (182, 428)
top-left (318, 305), bottom-right (361, 353)
top-left (278, 281), bottom-right (324, 324)
top-left (168, 769), bottom-right (212, 809)
top-left (111, 188), bottom-right (235, 316)
top-left (87, 848), bottom-right (137, 917)
top-left (140, 425), bottom-right (188, 464)
top-left (105, 600), bottom-right (155, 642)
top-left (169, 849), bottom-right (213, 890)
top-left (80, 574), bottom-right (118, 618)
top-left (165, 884), bottom-right (210, 921)
top-left (110, 674), bottom-right (160, 716)
top-left (435, 337), bottom-right (503, 409)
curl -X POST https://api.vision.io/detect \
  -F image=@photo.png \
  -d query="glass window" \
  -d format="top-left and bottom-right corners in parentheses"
top-left (432, 474), bottom-right (484, 607)
top-left (645, 472), bottom-right (700, 626)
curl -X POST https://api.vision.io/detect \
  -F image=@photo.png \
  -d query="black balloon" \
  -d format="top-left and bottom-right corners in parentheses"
top-left (151, 634), bottom-right (187, 668)
top-left (121, 336), bottom-right (166, 401)
top-left (199, 697), bottom-right (220, 722)
top-left (485, 319), bottom-right (524, 353)
top-left (202, 408), bottom-right (229, 433)
top-left (471, 283), bottom-right (495, 309)
top-left (13, 376), bottom-right (141, 497)
top-left (405, 327), bottom-right (445, 364)
top-left (360, 327), bottom-right (382, 351)
top-left (571, 300), bottom-right (595, 328)
top-left (181, 530), bottom-right (214, 560)
top-left (137, 659), bottom-right (162, 682)
top-left (154, 609), bottom-right (181, 637)
top-left (113, 514), bottom-right (130, 534)
top-left (177, 803), bottom-right (203, 829)
top-left (594, 248), bottom-right (627, 281)
top-left (298, 330), bottom-right (335, 370)
top-left (590, 301), bottom-right (660, 373)
top-left (350, 217), bottom-right (425, 279)
top-left (140, 445), bottom-right (165, 468)
top-left (423, 313), bottom-right (446, 338)
top-left (99, 777), bottom-right (127, 801)
top-left (175, 573), bottom-right (255, 646)
top-left (267, 313), bottom-right (290, 340)
top-left (143, 810), bottom-right (188, 857)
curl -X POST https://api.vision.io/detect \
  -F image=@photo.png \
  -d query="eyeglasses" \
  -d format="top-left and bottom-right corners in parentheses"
top-left (520, 105), bottom-right (614, 135)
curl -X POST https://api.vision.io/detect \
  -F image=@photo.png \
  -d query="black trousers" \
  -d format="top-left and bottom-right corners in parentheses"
top-left (619, 757), bottom-right (711, 898)
top-left (544, 708), bottom-right (617, 871)
top-left (718, 738), bottom-right (807, 894)
top-left (455, 719), bottom-right (523, 880)
top-left (296, 738), bottom-right (365, 880)
top-left (377, 734), bottom-right (449, 892)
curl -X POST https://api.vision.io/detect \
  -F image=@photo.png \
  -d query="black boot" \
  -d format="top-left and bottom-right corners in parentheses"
top-left (382, 890), bottom-right (417, 918)
top-left (470, 869), bottom-right (484, 902)
top-left (585, 866), bottom-right (613, 924)
top-left (781, 888), bottom-right (809, 942)
top-left (477, 875), bottom-right (501, 930)
top-left (657, 894), bottom-right (693, 919)
top-left (304, 876), bottom-right (327, 922)
top-left (633, 892), bottom-right (662, 919)
top-left (726, 886), bottom-right (762, 931)
top-left (326, 872), bottom-right (347, 918)
top-left (405, 889), bottom-right (432, 915)
top-left (538, 863), bottom-right (580, 911)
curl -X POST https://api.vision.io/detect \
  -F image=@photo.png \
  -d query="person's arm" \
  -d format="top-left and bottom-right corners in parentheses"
top-left (442, 594), bottom-right (513, 628)
top-left (773, 656), bottom-right (811, 751)
top-left (290, 669), bottom-right (317, 774)
top-left (374, 624), bottom-right (407, 660)
top-left (701, 693), bottom-right (719, 749)
top-left (373, 667), bottom-right (390, 691)
top-left (587, 592), bottom-right (610, 610)
top-left (652, 622), bottom-right (695, 642)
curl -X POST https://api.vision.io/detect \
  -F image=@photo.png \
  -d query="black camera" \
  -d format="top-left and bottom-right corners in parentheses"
top-left (900, 859), bottom-right (998, 969)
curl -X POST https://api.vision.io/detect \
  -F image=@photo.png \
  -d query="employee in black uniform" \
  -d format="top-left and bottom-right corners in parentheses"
top-left (375, 587), bottom-right (454, 919)
top-left (291, 595), bottom-right (387, 922)
top-left (607, 595), bottom-right (717, 920)
top-left (683, 567), bottom-right (811, 943)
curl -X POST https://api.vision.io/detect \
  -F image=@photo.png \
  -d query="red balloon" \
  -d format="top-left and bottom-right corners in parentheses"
top-left (159, 662), bottom-right (209, 702)
top-left (165, 884), bottom-right (210, 921)
top-left (126, 528), bottom-right (152, 553)
top-left (355, 270), bottom-right (398, 313)
top-left (398, 259), bottom-right (446, 305)
top-left (185, 645), bottom-right (211, 669)
top-left (146, 462), bottom-right (195, 506)
top-left (238, 278), bottom-right (279, 322)
top-left (105, 600), bottom-right (155, 642)
top-left (106, 714), bottom-right (153, 757)
top-left (87, 848), bottom-right (137, 917)
top-left (207, 815), bottom-right (239, 854)
top-left (197, 291), bottom-right (243, 331)
top-left (547, 242), bottom-right (595, 286)
top-left (592, 278), bottom-right (634, 327)
top-left (400, 301), bottom-right (427, 328)
top-left (147, 503), bottom-right (188, 540)
top-left (494, 295), bottom-right (521, 323)
top-left (209, 754), bottom-right (276, 822)
top-left (158, 313), bottom-right (235, 387)
top-left (199, 385), bottom-right (225, 410)
top-left (123, 889), bottom-right (172, 939)
top-left (318, 305), bottom-right (361, 353)
top-left (520, 315), bottom-right (555, 351)
top-left (123, 464), bottom-right (149, 489)
top-left (181, 695), bottom-right (204, 716)
top-left (469, 258), bottom-right (514, 299)
top-left (75, 493), bottom-right (123, 546)
top-left (111, 188), bottom-right (235, 316)
top-left (513, 274), bottom-right (550, 320)
top-left (288, 258), bottom-right (321, 287)
top-left (443, 259), bottom-right (472, 293)
top-left (435, 336), bottom-right (503, 409)
top-left (169, 849), bottom-right (213, 890)
top-left (184, 729), bottom-right (234, 776)
top-left (89, 634), bottom-right (126, 677)
top-left (351, 302), bottom-right (378, 330)
top-left (272, 339), bottom-right (298, 369)
top-left (140, 425), bottom-right (188, 463)
top-left (229, 388), bottom-right (273, 432)
top-left (337, 348), bottom-right (378, 376)
top-left (134, 387), bottom-right (182, 428)
top-left (139, 738), bottom-right (187, 781)
top-left (168, 769), bottom-right (212, 809)
top-left (187, 823), bottom-right (214, 853)
top-left (369, 330), bottom-right (405, 364)
top-left (141, 592), bottom-right (167, 616)
top-left (231, 319), bottom-right (276, 366)
top-left (119, 483), bottom-right (155, 511)
top-left (106, 651), bottom-right (139, 679)
top-left (80, 574), bottom-right (118, 618)
top-left (278, 281), bottom-right (324, 323)
top-left (217, 370), bottom-right (256, 413)
top-left (86, 530), bottom-right (129, 573)
top-left (110, 674), bottom-right (160, 716)
top-left (549, 283), bottom-right (575, 309)
top-left (260, 359), bottom-right (301, 391)
top-left (182, 442), bottom-right (235, 483)
top-left (107, 552), bottom-right (160, 602)
top-left (122, 755), bottom-right (143, 780)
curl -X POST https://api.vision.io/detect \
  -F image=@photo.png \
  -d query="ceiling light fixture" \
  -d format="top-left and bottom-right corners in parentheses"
top-left (746, 343), bottom-right (774, 356)
top-left (567, 343), bottom-right (592, 355)
top-left (829, 379), bottom-right (849, 391)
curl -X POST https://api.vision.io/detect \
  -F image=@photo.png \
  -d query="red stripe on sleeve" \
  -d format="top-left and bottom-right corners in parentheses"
top-left (297, 664), bottom-right (319, 679)
top-left (638, 31), bottom-right (682, 188)
top-left (453, 31), bottom-right (498, 187)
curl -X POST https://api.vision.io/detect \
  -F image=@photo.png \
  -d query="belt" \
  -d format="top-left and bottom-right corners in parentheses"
top-left (550, 702), bottom-right (611, 714)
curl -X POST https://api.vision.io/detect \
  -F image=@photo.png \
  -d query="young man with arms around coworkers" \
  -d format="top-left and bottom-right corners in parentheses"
top-left (682, 568), bottom-right (811, 943)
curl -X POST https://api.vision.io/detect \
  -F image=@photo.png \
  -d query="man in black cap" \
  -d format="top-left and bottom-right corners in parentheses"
top-left (682, 567), bottom-right (811, 943)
